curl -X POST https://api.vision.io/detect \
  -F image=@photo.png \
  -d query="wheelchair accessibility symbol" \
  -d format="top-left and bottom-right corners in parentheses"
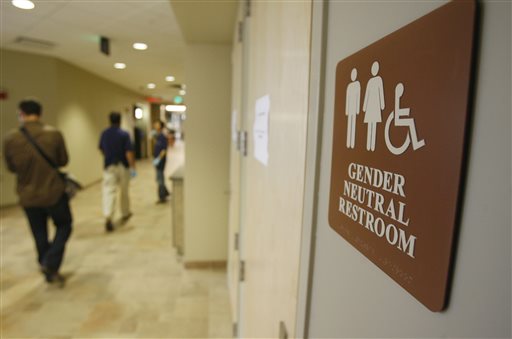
top-left (384, 83), bottom-right (425, 155)
top-left (345, 61), bottom-right (425, 155)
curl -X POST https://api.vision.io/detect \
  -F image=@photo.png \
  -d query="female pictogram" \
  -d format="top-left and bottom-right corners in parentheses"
top-left (345, 68), bottom-right (361, 149)
top-left (363, 61), bottom-right (385, 151)
top-left (384, 83), bottom-right (425, 155)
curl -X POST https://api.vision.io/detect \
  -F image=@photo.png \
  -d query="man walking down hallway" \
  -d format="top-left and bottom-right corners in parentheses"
top-left (99, 112), bottom-right (136, 232)
top-left (152, 121), bottom-right (172, 203)
top-left (3, 99), bottom-right (72, 285)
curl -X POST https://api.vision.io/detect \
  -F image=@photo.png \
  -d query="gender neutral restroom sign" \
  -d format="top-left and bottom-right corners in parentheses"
top-left (328, 1), bottom-right (476, 312)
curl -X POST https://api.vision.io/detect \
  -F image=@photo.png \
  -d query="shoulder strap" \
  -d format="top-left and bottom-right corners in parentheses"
top-left (19, 127), bottom-right (59, 169)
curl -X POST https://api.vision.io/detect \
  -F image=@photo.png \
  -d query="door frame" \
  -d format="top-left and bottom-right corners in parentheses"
top-left (234, 1), bottom-right (252, 337)
top-left (295, 1), bottom-right (328, 338)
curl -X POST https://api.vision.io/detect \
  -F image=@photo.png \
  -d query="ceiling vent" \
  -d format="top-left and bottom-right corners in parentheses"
top-left (14, 36), bottom-right (56, 50)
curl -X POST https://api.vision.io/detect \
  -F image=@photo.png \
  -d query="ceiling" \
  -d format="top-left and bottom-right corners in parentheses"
top-left (170, 0), bottom-right (238, 44)
top-left (1, 0), bottom-right (238, 102)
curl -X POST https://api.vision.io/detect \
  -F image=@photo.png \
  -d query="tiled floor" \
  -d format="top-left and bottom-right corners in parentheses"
top-left (0, 142), bottom-right (233, 338)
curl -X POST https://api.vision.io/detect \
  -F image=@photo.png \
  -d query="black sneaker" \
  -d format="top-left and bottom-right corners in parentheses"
top-left (105, 219), bottom-right (114, 232)
top-left (43, 269), bottom-right (66, 288)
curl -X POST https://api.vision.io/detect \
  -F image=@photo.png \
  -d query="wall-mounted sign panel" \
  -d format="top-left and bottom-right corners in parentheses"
top-left (328, 1), bottom-right (476, 311)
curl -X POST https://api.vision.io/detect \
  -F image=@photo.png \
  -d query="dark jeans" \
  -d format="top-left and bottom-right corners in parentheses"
top-left (156, 169), bottom-right (169, 201)
top-left (23, 194), bottom-right (73, 273)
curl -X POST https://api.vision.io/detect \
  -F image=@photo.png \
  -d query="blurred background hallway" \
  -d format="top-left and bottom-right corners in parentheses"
top-left (0, 142), bottom-right (232, 338)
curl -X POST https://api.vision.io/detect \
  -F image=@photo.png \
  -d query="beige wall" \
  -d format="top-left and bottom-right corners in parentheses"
top-left (1, 49), bottom-right (145, 206)
top-left (303, 1), bottom-right (511, 338)
top-left (183, 44), bottom-right (231, 263)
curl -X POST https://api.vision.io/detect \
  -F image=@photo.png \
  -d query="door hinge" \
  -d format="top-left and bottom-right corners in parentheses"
top-left (240, 130), bottom-right (248, 156)
top-left (239, 260), bottom-right (245, 282)
top-left (236, 130), bottom-right (242, 151)
top-left (238, 21), bottom-right (244, 43)
top-left (279, 321), bottom-right (288, 339)
top-left (233, 322), bottom-right (238, 337)
top-left (244, 0), bottom-right (251, 17)
top-left (234, 232), bottom-right (239, 251)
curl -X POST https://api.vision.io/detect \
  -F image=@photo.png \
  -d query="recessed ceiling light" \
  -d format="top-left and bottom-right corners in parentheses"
top-left (147, 83), bottom-right (156, 89)
top-left (133, 42), bottom-right (148, 50)
top-left (11, 0), bottom-right (35, 10)
top-left (114, 63), bottom-right (126, 69)
top-left (165, 76), bottom-right (175, 82)
top-left (179, 90), bottom-right (186, 96)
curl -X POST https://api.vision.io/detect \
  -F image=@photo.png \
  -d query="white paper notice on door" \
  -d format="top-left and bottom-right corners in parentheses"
top-left (253, 95), bottom-right (270, 166)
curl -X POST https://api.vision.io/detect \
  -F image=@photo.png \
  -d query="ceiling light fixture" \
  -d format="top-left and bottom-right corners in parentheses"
top-left (147, 83), bottom-right (156, 89)
top-left (134, 108), bottom-right (143, 119)
top-left (179, 90), bottom-right (186, 96)
top-left (114, 63), bottom-right (126, 69)
top-left (11, 0), bottom-right (35, 10)
top-left (165, 76), bottom-right (175, 82)
top-left (133, 42), bottom-right (148, 50)
top-left (165, 105), bottom-right (186, 112)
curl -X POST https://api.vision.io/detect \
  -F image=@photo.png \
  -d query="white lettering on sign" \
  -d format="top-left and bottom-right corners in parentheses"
top-left (339, 162), bottom-right (415, 258)
top-left (339, 61), bottom-right (427, 259)
top-left (347, 162), bottom-right (406, 197)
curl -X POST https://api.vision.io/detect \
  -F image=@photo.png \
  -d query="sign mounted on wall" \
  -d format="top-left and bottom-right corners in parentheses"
top-left (328, 1), bottom-right (476, 312)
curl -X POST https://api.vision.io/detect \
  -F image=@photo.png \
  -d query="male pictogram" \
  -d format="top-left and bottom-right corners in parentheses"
top-left (345, 68), bottom-right (361, 149)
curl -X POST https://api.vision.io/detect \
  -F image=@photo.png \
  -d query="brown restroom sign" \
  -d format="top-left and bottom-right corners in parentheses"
top-left (328, 1), bottom-right (476, 312)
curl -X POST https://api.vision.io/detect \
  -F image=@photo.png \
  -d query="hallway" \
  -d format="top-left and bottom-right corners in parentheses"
top-left (0, 151), bottom-right (232, 338)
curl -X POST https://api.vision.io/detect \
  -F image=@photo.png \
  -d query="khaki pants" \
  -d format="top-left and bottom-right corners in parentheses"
top-left (102, 164), bottom-right (130, 220)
